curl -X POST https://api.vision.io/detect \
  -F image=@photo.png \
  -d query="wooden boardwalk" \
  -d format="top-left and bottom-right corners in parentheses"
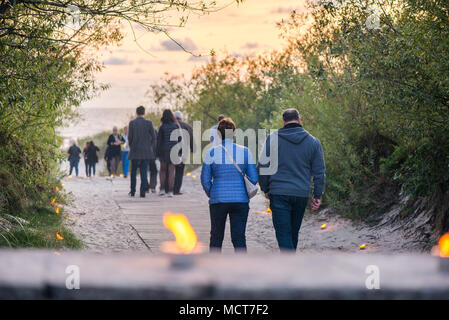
top-left (111, 170), bottom-right (269, 253)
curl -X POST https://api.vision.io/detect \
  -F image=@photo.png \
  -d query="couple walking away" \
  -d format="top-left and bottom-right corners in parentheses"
top-left (68, 140), bottom-right (99, 177)
top-left (127, 106), bottom-right (194, 198)
top-left (201, 108), bottom-right (325, 252)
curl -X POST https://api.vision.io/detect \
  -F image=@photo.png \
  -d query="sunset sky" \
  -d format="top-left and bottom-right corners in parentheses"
top-left (82, 0), bottom-right (307, 109)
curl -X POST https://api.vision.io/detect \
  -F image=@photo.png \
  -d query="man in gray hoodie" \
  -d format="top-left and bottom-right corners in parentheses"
top-left (258, 108), bottom-right (325, 251)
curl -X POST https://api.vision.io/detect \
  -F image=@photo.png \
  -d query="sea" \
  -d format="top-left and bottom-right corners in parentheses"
top-left (58, 108), bottom-right (136, 147)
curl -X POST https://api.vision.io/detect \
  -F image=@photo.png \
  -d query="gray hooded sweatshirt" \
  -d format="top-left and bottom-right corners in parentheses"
top-left (258, 123), bottom-right (325, 199)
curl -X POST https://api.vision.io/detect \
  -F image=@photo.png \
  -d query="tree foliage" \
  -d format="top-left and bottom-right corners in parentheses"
top-left (0, 0), bottom-right (243, 218)
top-left (148, 0), bottom-right (449, 232)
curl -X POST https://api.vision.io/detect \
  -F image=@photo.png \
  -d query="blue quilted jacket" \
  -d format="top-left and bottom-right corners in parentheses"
top-left (201, 139), bottom-right (258, 204)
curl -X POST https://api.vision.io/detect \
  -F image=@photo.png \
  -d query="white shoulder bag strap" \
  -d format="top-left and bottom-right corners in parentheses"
top-left (219, 145), bottom-right (258, 199)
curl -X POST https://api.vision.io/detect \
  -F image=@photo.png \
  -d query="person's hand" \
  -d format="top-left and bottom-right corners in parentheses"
top-left (311, 198), bottom-right (321, 211)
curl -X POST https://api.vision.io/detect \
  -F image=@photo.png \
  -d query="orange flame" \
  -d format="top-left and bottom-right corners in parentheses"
top-left (192, 175), bottom-right (197, 179)
top-left (55, 186), bottom-right (59, 191)
top-left (360, 244), bottom-right (367, 250)
top-left (321, 223), bottom-right (327, 230)
top-left (163, 212), bottom-right (198, 254)
top-left (186, 172), bottom-right (191, 176)
top-left (266, 208), bottom-right (272, 214)
top-left (56, 233), bottom-right (64, 240)
top-left (55, 207), bottom-right (60, 214)
top-left (439, 233), bottom-right (449, 258)
top-left (51, 198), bottom-right (56, 204)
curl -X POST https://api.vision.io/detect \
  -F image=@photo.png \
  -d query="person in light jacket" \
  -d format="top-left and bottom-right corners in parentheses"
top-left (201, 117), bottom-right (258, 253)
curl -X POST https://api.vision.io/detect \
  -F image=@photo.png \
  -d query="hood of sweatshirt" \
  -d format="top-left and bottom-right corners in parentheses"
top-left (277, 125), bottom-right (310, 145)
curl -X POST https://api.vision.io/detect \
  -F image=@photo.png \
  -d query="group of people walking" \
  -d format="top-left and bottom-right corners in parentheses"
top-left (67, 140), bottom-right (99, 177)
top-left (126, 106), bottom-right (194, 198)
top-left (125, 106), bottom-right (326, 252)
top-left (68, 107), bottom-right (326, 252)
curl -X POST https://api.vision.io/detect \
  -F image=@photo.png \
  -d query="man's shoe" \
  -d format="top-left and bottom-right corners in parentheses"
top-left (159, 190), bottom-right (165, 196)
top-left (150, 188), bottom-right (156, 193)
top-left (167, 192), bottom-right (174, 198)
top-left (140, 194), bottom-right (146, 198)
top-left (129, 192), bottom-right (135, 197)
top-left (174, 192), bottom-right (183, 195)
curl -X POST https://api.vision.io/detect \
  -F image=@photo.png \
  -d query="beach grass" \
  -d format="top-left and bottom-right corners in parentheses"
top-left (0, 207), bottom-right (83, 249)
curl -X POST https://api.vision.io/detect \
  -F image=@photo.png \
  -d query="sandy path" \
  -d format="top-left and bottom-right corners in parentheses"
top-left (63, 175), bottom-right (147, 253)
top-left (63, 164), bottom-right (422, 254)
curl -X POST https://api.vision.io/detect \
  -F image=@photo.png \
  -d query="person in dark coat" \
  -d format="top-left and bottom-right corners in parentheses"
top-left (106, 126), bottom-right (124, 176)
top-left (258, 108), bottom-right (326, 252)
top-left (156, 109), bottom-right (179, 197)
top-left (82, 141), bottom-right (90, 177)
top-left (86, 141), bottom-right (99, 177)
top-left (147, 127), bottom-right (159, 193)
top-left (104, 145), bottom-right (112, 175)
top-left (128, 106), bottom-right (157, 198)
top-left (173, 111), bottom-right (194, 195)
top-left (67, 139), bottom-right (82, 176)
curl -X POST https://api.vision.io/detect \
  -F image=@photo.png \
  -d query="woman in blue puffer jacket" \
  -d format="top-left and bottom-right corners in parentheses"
top-left (201, 117), bottom-right (258, 253)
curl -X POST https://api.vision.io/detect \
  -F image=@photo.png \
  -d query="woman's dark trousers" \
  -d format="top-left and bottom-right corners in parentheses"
top-left (160, 161), bottom-right (175, 193)
top-left (209, 202), bottom-right (249, 253)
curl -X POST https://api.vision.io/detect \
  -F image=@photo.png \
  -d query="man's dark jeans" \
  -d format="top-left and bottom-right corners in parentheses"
top-left (148, 159), bottom-right (158, 190)
top-left (209, 202), bottom-right (249, 253)
top-left (174, 163), bottom-right (185, 194)
top-left (269, 194), bottom-right (309, 251)
top-left (130, 159), bottom-right (149, 196)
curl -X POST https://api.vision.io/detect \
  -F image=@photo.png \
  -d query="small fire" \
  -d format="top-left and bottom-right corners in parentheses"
top-left (55, 186), bottom-right (59, 191)
top-left (360, 244), bottom-right (367, 250)
top-left (68, 175), bottom-right (72, 179)
top-left (51, 198), bottom-right (56, 204)
top-left (55, 207), bottom-right (60, 214)
top-left (162, 212), bottom-right (198, 254)
top-left (266, 208), bottom-right (272, 214)
top-left (120, 174), bottom-right (124, 178)
top-left (321, 223), bottom-right (327, 230)
top-left (61, 184), bottom-right (65, 187)
top-left (110, 174), bottom-right (114, 178)
top-left (439, 233), bottom-right (449, 258)
top-left (192, 175), bottom-right (197, 179)
top-left (186, 172), bottom-right (191, 176)
top-left (56, 233), bottom-right (64, 240)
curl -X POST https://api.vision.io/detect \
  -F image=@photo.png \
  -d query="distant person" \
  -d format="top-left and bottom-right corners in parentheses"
top-left (258, 108), bottom-right (326, 252)
top-left (121, 126), bottom-right (130, 178)
top-left (82, 141), bottom-right (90, 176)
top-left (106, 126), bottom-right (124, 176)
top-left (173, 111), bottom-right (194, 195)
top-left (86, 141), bottom-right (99, 177)
top-left (156, 109), bottom-right (179, 197)
top-left (201, 118), bottom-right (258, 253)
top-left (147, 127), bottom-right (158, 193)
top-left (67, 139), bottom-right (81, 177)
top-left (104, 145), bottom-right (112, 175)
top-left (209, 114), bottom-right (225, 146)
top-left (128, 106), bottom-right (156, 198)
